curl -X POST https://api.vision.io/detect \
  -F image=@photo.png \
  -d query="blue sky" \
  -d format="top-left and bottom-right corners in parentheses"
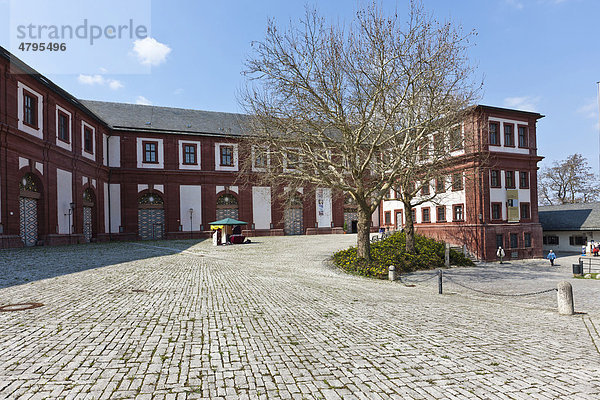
top-left (0, 0), bottom-right (598, 171)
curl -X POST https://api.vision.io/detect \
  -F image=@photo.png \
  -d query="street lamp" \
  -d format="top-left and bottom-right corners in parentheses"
top-left (189, 208), bottom-right (194, 239)
top-left (65, 202), bottom-right (75, 242)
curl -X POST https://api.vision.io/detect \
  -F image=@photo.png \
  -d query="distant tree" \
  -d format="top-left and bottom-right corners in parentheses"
top-left (240, 1), bottom-right (480, 261)
top-left (539, 154), bottom-right (600, 205)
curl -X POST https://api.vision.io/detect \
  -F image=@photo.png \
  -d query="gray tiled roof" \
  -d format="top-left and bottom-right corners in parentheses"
top-left (538, 202), bottom-right (600, 231)
top-left (80, 100), bottom-right (251, 137)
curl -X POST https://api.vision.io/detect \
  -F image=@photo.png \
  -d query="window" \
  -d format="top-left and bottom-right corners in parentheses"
top-left (58, 112), bottom-right (69, 143)
top-left (491, 203), bottom-right (502, 220)
top-left (510, 233), bottom-right (518, 248)
top-left (143, 141), bottom-right (158, 163)
top-left (520, 202), bottom-right (530, 220)
top-left (433, 134), bottom-right (444, 155)
top-left (83, 127), bottom-right (93, 153)
top-left (254, 147), bottom-right (268, 169)
top-left (518, 126), bottom-right (528, 148)
top-left (421, 181), bottom-right (430, 195)
top-left (220, 145), bottom-right (234, 166)
top-left (384, 211), bottom-right (391, 225)
top-left (436, 206), bottom-right (446, 222)
top-left (418, 138), bottom-right (429, 161)
top-left (490, 170), bottom-right (500, 188)
top-left (519, 171), bottom-right (529, 189)
top-left (505, 171), bottom-right (515, 188)
top-left (452, 173), bottom-right (463, 191)
top-left (544, 235), bottom-right (559, 245)
top-left (489, 122), bottom-right (499, 145)
top-left (569, 236), bottom-right (587, 246)
top-left (496, 234), bottom-right (503, 249)
top-left (183, 144), bottom-right (197, 165)
top-left (524, 233), bottom-right (531, 248)
top-left (23, 91), bottom-right (37, 128)
top-left (453, 204), bottom-right (464, 221)
top-left (422, 207), bottom-right (430, 223)
top-left (411, 209), bottom-right (416, 222)
top-left (435, 177), bottom-right (445, 193)
top-left (504, 124), bottom-right (514, 147)
top-left (449, 127), bottom-right (463, 151)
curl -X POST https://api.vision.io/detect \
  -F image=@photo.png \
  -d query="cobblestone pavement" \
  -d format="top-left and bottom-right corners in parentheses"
top-left (0, 236), bottom-right (599, 399)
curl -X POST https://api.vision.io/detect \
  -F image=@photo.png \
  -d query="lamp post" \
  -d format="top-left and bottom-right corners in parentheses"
top-left (189, 208), bottom-right (194, 239)
top-left (65, 202), bottom-right (75, 242)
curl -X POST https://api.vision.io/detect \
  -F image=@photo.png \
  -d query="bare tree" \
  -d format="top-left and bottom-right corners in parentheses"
top-left (240, 1), bottom-right (480, 261)
top-left (539, 153), bottom-right (600, 205)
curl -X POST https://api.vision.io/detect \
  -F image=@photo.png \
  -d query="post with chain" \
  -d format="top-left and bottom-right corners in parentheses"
top-left (445, 243), bottom-right (450, 267)
top-left (557, 281), bottom-right (574, 315)
top-left (389, 265), bottom-right (396, 281)
top-left (438, 269), bottom-right (443, 294)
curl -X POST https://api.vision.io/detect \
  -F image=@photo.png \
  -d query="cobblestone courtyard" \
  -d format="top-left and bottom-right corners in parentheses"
top-left (1, 235), bottom-right (599, 399)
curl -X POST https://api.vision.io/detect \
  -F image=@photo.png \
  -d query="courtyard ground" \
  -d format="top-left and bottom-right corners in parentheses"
top-left (0, 235), bottom-right (599, 399)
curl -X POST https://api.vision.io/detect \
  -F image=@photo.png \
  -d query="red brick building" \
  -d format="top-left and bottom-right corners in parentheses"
top-left (380, 106), bottom-right (545, 261)
top-left (0, 46), bottom-right (544, 260)
top-left (0, 46), bottom-right (344, 248)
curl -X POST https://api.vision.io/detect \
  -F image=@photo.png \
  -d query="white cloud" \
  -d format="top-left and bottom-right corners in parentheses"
top-left (78, 74), bottom-right (104, 85)
top-left (132, 37), bottom-right (172, 66)
top-left (577, 99), bottom-right (598, 119)
top-left (505, 0), bottom-right (524, 9)
top-left (77, 74), bottom-right (124, 91)
top-left (503, 96), bottom-right (541, 112)
top-left (136, 96), bottom-right (152, 106)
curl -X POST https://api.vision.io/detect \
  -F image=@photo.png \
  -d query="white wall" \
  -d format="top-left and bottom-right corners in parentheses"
top-left (316, 188), bottom-right (332, 228)
top-left (542, 230), bottom-right (600, 254)
top-left (108, 136), bottom-right (121, 167)
top-left (56, 169), bottom-right (73, 234)
top-left (104, 183), bottom-right (121, 233)
top-left (252, 187), bottom-right (271, 229)
top-left (180, 185), bottom-right (202, 231)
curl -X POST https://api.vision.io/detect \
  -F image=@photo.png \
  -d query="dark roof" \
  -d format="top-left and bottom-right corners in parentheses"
top-left (0, 46), bottom-right (109, 128)
top-left (476, 104), bottom-right (545, 120)
top-left (539, 203), bottom-right (600, 231)
top-left (80, 100), bottom-right (251, 137)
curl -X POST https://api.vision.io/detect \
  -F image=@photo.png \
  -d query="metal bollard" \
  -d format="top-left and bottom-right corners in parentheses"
top-left (389, 265), bottom-right (396, 281)
top-left (557, 281), bottom-right (574, 315)
top-left (438, 269), bottom-right (443, 294)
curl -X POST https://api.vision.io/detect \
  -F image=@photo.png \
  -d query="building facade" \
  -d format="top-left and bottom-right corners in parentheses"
top-left (1, 47), bottom-right (544, 260)
top-left (380, 106), bottom-right (545, 261)
top-left (539, 202), bottom-right (600, 254)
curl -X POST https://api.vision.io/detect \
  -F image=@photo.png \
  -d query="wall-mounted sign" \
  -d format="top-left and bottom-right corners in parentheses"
top-left (507, 189), bottom-right (519, 223)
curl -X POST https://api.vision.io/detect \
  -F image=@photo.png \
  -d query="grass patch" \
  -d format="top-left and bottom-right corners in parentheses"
top-left (574, 273), bottom-right (599, 279)
top-left (332, 232), bottom-right (474, 279)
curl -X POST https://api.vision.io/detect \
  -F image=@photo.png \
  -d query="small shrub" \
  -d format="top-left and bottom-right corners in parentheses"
top-left (332, 232), bottom-right (474, 278)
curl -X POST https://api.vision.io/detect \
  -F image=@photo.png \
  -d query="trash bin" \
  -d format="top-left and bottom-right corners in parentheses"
top-left (573, 263), bottom-right (583, 275)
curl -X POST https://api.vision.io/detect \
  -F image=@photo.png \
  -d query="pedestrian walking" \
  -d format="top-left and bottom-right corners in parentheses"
top-left (547, 249), bottom-right (556, 266)
top-left (496, 246), bottom-right (505, 264)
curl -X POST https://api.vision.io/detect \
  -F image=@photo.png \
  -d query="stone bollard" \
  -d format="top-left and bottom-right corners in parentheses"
top-left (389, 265), bottom-right (397, 281)
top-left (557, 281), bottom-right (574, 315)
top-left (445, 244), bottom-right (450, 267)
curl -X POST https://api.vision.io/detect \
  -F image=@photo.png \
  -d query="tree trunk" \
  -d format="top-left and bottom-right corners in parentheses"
top-left (402, 199), bottom-right (416, 254)
top-left (356, 206), bottom-right (372, 262)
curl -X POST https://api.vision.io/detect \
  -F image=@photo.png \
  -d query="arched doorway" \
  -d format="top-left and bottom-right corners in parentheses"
top-left (138, 193), bottom-right (165, 240)
top-left (216, 193), bottom-right (239, 220)
top-left (284, 193), bottom-right (304, 235)
top-left (82, 188), bottom-right (95, 242)
top-left (19, 173), bottom-right (41, 246)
